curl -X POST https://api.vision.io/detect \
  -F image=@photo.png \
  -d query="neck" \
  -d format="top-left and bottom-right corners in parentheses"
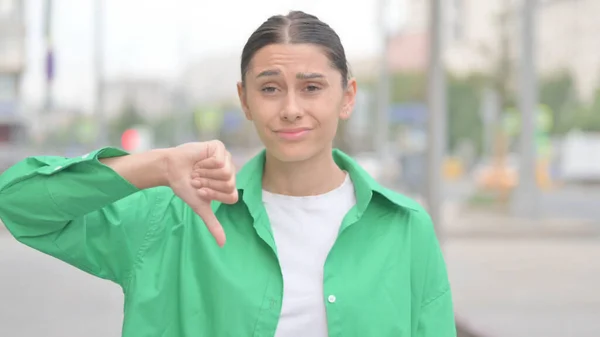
top-left (262, 147), bottom-right (346, 196)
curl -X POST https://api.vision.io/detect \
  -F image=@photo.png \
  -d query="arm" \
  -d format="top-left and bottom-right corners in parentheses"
top-left (412, 211), bottom-right (457, 337)
top-left (0, 147), bottom-right (172, 287)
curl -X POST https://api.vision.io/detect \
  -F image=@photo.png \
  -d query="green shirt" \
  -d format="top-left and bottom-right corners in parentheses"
top-left (0, 147), bottom-right (456, 337)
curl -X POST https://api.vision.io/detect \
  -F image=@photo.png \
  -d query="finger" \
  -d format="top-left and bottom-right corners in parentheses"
top-left (193, 202), bottom-right (226, 247)
top-left (194, 157), bottom-right (224, 170)
top-left (223, 151), bottom-right (238, 175)
top-left (194, 149), bottom-right (233, 170)
top-left (191, 167), bottom-right (232, 181)
top-left (209, 140), bottom-right (227, 164)
top-left (191, 178), bottom-right (236, 194)
top-left (198, 188), bottom-right (239, 205)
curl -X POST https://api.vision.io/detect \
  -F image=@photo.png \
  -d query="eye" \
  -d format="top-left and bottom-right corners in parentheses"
top-left (261, 86), bottom-right (278, 93)
top-left (305, 85), bottom-right (321, 92)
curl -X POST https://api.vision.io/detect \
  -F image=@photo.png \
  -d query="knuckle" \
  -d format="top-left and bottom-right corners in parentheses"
top-left (204, 188), bottom-right (215, 198)
top-left (211, 139), bottom-right (225, 149)
top-left (227, 193), bottom-right (238, 204)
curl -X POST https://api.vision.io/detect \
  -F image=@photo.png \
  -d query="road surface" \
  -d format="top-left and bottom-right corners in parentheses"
top-left (0, 232), bottom-right (124, 337)
top-left (2, 227), bottom-right (600, 336)
top-left (446, 237), bottom-right (600, 337)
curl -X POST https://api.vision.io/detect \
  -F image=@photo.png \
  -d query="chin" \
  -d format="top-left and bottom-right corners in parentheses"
top-left (267, 143), bottom-right (323, 163)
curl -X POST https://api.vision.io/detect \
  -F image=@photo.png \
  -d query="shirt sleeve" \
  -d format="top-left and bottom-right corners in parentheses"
top-left (0, 147), bottom-right (171, 288)
top-left (413, 210), bottom-right (457, 337)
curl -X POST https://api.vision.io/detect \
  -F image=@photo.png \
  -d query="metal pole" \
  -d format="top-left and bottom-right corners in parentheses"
top-left (481, 87), bottom-right (500, 158)
top-left (94, 0), bottom-right (107, 147)
top-left (426, 0), bottom-right (447, 235)
top-left (44, 0), bottom-right (53, 111)
top-left (511, 0), bottom-right (539, 218)
top-left (376, 0), bottom-right (390, 162)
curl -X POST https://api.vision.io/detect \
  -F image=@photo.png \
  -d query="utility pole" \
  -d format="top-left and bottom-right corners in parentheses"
top-left (94, 0), bottom-right (107, 147)
top-left (376, 0), bottom-right (390, 162)
top-left (44, 0), bottom-right (53, 111)
top-left (426, 0), bottom-right (447, 236)
top-left (511, 0), bottom-right (539, 218)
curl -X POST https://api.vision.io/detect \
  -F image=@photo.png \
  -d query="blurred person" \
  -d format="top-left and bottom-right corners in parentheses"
top-left (0, 11), bottom-right (455, 337)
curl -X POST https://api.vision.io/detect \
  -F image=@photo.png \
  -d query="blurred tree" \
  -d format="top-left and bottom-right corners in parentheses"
top-left (539, 70), bottom-right (577, 134)
top-left (390, 72), bottom-right (427, 102)
top-left (447, 74), bottom-right (486, 155)
top-left (388, 71), bottom-right (486, 155)
top-left (109, 98), bottom-right (145, 145)
top-left (150, 115), bottom-right (181, 147)
top-left (579, 88), bottom-right (600, 132)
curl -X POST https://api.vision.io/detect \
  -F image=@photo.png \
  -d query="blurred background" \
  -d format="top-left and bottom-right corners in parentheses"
top-left (1, 0), bottom-right (600, 336)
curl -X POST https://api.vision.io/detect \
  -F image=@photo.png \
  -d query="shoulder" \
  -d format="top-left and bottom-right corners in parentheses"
top-left (372, 186), bottom-right (440, 247)
top-left (376, 187), bottom-right (433, 225)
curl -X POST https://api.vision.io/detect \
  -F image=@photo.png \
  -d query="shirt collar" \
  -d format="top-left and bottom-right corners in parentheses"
top-left (228, 149), bottom-right (420, 218)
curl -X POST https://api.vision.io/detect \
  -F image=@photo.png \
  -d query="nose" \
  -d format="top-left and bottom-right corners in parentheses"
top-left (280, 92), bottom-right (303, 121)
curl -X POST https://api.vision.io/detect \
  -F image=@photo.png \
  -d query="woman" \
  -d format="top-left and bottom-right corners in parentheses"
top-left (0, 11), bottom-right (455, 337)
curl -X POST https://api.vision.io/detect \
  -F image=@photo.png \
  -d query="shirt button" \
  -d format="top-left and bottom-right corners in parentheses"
top-left (54, 166), bottom-right (62, 171)
top-left (327, 295), bottom-right (336, 303)
top-left (81, 153), bottom-right (89, 159)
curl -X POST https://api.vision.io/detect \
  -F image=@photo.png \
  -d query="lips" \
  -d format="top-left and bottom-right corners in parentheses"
top-left (276, 127), bottom-right (311, 134)
top-left (274, 127), bottom-right (312, 140)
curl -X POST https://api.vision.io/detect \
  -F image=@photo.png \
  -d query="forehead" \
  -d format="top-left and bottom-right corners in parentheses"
top-left (247, 44), bottom-right (336, 77)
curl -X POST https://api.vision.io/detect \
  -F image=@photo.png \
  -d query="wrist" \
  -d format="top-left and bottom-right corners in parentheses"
top-left (153, 148), bottom-right (172, 187)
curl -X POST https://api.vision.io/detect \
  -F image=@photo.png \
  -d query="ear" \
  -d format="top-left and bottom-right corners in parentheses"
top-left (339, 78), bottom-right (357, 121)
top-left (237, 81), bottom-right (252, 121)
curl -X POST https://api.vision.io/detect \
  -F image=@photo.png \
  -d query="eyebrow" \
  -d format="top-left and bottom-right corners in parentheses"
top-left (256, 69), bottom-right (281, 78)
top-left (255, 69), bottom-right (325, 80)
top-left (296, 72), bottom-right (324, 80)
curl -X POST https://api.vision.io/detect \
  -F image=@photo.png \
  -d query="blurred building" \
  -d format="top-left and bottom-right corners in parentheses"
top-left (392, 0), bottom-right (600, 101)
top-left (103, 78), bottom-right (174, 121)
top-left (180, 53), bottom-right (240, 106)
top-left (0, 0), bottom-right (24, 106)
top-left (538, 0), bottom-right (600, 100)
top-left (0, 0), bottom-right (27, 168)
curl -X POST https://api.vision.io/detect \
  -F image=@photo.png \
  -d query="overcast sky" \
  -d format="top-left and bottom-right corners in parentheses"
top-left (21, 0), bottom-right (408, 111)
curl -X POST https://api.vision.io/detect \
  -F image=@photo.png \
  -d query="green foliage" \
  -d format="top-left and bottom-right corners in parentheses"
top-left (390, 72), bottom-right (428, 102)
top-left (447, 74), bottom-right (486, 154)
top-left (574, 88), bottom-right (600, 132)
top-left (109, 98), bottom-right (145, 145)
top-left (386, 68), bottom-right (600, 156)
top-left (539, 71), bottom-right (576, 134)
top-left (538, 72), bottom-right (600, 134)
top-left (389, 71), bottom-right (486, 155)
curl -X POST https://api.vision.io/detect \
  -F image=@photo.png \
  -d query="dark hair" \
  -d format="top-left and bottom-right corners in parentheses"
top-left (240, 11), bottom-right (349, 88)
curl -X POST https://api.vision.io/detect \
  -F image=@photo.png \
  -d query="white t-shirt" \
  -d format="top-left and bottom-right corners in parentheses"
top-left (262, 173), bottom-right (357, 337)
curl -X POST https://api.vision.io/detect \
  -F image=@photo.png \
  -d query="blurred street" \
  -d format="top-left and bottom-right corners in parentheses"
top-left (0, 230), bottom-right (123, 337)
top-left (447, 237), bottom-right (600, 337)
top-left (540, 185), bottom-right (600, 221)
top-left (2, 204), bottom-right (600, 336)
top-left (442, 180), bottom-right (600, 224)
top-left (2, 156), bottom-right (600, 336)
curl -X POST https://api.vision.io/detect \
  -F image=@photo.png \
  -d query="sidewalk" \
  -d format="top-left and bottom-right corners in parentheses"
top-left (445, 235), bottom-right (600, 337)
top-left (442, 205), bottom-right (600, 239)
top-left (422, 199), bottom-right (600, 336)
top-left (4, 207), bottom-right (599, 337)
top-left (443, 204), bottom-right (600, 337)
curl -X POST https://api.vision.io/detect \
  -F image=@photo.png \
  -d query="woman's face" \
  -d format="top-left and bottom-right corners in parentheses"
top-left (237, 43), bottom-right (357, 163)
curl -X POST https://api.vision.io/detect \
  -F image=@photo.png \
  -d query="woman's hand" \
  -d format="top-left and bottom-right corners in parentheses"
top-left (166, 140), bottom-right (238, 247)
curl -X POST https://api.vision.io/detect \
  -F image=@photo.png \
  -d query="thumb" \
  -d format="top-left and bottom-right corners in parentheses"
top-left (192, 199), bottom-right (226, 247)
